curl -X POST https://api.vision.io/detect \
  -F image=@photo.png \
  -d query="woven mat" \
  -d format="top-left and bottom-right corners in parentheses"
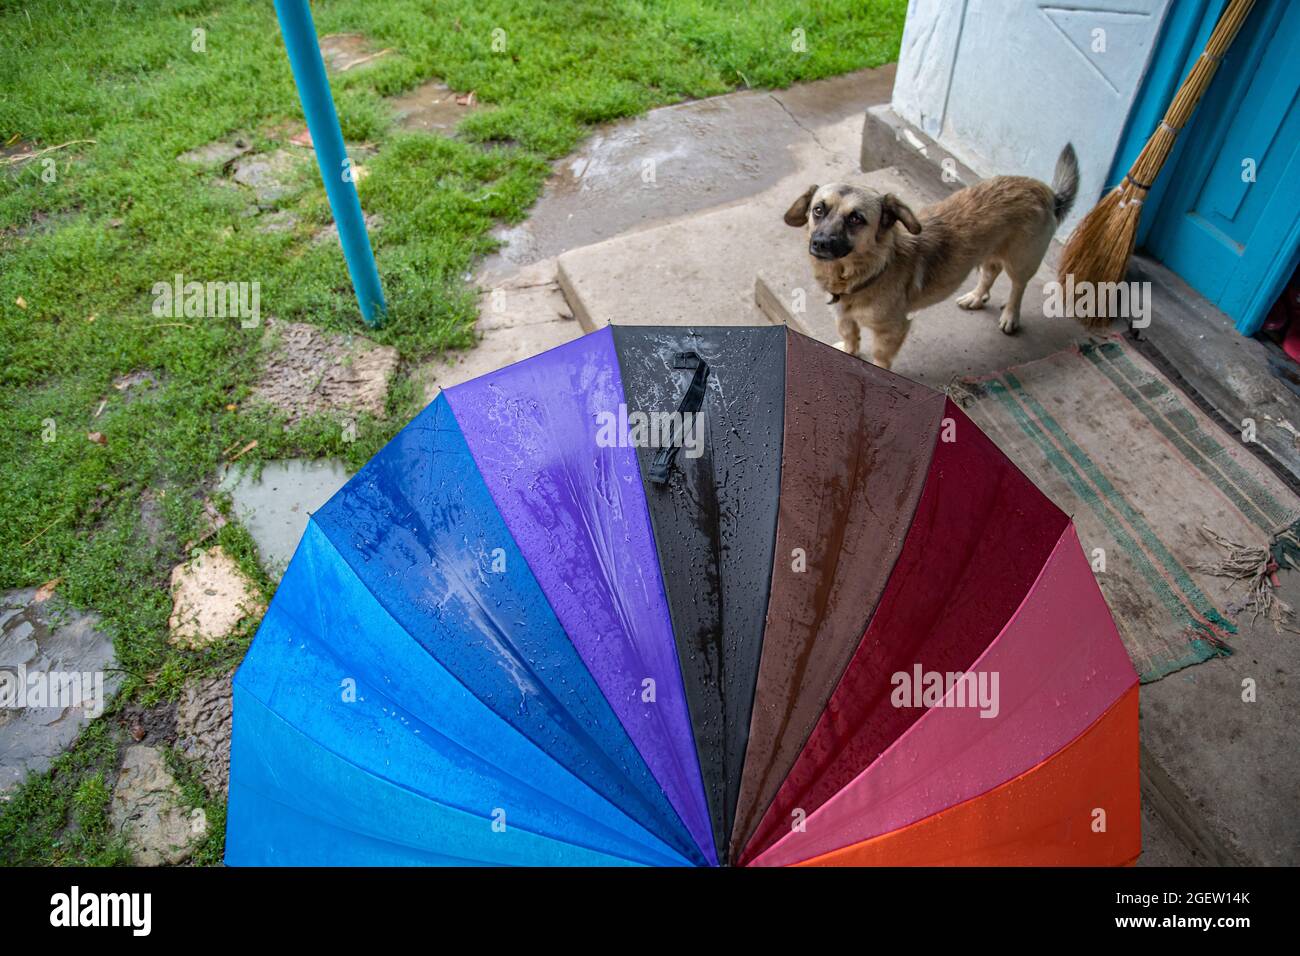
top-left (957, 337), bottom-right (1298, 682)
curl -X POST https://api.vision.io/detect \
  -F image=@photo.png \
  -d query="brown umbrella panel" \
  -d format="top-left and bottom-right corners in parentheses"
top-left (729, 332), bottom-right (948, 860)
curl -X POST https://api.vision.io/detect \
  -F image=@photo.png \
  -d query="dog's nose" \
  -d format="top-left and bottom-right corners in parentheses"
top-left (809, 233), bottom-right (843, 259)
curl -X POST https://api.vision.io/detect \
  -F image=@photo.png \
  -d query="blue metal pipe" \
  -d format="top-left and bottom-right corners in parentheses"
top-left (274, 0), bottom-right (386, 325)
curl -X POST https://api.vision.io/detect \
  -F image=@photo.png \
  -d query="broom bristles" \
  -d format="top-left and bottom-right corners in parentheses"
top-left (1058, 186), bottom-right (1143, 329)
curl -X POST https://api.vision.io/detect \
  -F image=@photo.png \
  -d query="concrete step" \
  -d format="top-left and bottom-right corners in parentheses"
top-left (415, 259), bottom-right (582, 403)
top-left (556, 200), bottom-right (782, 330)
top-left (1127, 255), bottom-right (1300, 493)
top-left (555, 112), bottom-right (871, 331)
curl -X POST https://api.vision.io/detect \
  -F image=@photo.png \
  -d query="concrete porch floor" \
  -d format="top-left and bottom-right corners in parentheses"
top-left (427, 65), bottom-right (1299, 865)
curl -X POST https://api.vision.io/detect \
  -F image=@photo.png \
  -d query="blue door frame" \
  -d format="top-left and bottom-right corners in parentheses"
top-left (1110, 0), bottom-right (1300, 335)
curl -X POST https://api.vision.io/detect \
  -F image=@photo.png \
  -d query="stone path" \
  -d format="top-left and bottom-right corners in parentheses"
top-left (167, 547), bottom-right (264, 649)
top-left (109, 745), bottom-right (207, 865)
top-left (415, 259), bottom-right (579, 401)
top-left (0, 589), bottom-right (121, 798)
top-left (251, 318), bottom-right (399, 425)
top-left (7, 30), bottom-right (434, 861)
top-left (218, 459), bottom-right (351, 578)
top-left (177, 136), bottom-right (252, 168)
top-left (482, 67), bottom-right (896, 272)
top-left (318, 33), bottom-right (393, 74)
top-left (231, 149), bottom-right (308, 205)
top-left (175, 672), bottom-right (233, 801)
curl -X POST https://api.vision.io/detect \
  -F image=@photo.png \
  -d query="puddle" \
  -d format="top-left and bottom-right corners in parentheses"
top-left (389, 79), bottom-right (483, 134)
top-left (319, 33), bottom-right (393, 73)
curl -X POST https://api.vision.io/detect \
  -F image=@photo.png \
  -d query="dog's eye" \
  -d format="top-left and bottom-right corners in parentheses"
top-left (847, 212), bottom-right (864, 227)
top-left (812, 203), bottom-right (825, 219)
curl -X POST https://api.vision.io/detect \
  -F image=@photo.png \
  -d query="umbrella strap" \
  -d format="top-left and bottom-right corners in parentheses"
top-left (648, 351), bottom-right (709, 484)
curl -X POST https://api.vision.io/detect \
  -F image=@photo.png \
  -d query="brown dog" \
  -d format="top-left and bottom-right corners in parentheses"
top-left (783, 144), bottom-right (1079, 369)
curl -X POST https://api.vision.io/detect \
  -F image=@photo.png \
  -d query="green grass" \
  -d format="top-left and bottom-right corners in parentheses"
top-left (0, 722), bottom-right (133, 865)
top-left (0, 0), bottom-right (905, 864)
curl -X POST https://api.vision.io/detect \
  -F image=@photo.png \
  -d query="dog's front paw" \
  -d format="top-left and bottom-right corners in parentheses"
top-left (833, 340), bottom-right (862, 356)
top-left (998, 309), bottom-right (1020, 335)
top-left (956, 290), bottom-right (989, 310)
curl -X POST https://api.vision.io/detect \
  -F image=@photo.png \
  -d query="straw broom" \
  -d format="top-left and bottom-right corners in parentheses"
top-left (1059, 0), bottom-right (1256, 327)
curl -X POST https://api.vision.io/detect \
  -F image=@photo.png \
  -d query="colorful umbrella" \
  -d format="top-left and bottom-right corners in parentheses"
top-left (225, 326), bottom-right (1140, 867)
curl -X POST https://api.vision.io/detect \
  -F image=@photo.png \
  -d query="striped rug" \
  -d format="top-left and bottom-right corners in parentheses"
top-left (958, 337), bottom-right (1297, 682)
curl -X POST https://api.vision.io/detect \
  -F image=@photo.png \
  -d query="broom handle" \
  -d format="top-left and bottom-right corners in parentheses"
top-left (1129, 0), bottom-right (1255, 187)
top-left (1163, 0), bottom-right (1255, 129)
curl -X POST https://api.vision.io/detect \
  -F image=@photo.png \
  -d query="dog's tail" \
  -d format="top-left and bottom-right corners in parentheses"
top-left (1051, 143), bottom-right (1079, 222)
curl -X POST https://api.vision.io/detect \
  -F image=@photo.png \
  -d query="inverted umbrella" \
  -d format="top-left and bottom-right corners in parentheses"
top-left (226, 325), bottom-right (1139, 866)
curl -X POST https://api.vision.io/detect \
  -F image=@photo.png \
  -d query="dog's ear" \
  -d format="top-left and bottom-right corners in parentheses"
top-left (877, 194), bottom-right (922, 237)
top-left (784, 185), bottom-right (818, 227)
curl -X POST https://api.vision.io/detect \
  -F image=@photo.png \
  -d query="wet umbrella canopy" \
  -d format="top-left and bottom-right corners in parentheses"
top-left (226, 326), bottom-right (1140, 866)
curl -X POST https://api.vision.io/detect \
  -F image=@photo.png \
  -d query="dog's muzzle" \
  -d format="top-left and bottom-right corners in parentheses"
top-left (809, 232), bottom-right (852, 260)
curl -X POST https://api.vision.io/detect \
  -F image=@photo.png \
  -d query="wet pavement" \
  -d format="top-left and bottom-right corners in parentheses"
top-left (481, 66), bottom-right (895, 278)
